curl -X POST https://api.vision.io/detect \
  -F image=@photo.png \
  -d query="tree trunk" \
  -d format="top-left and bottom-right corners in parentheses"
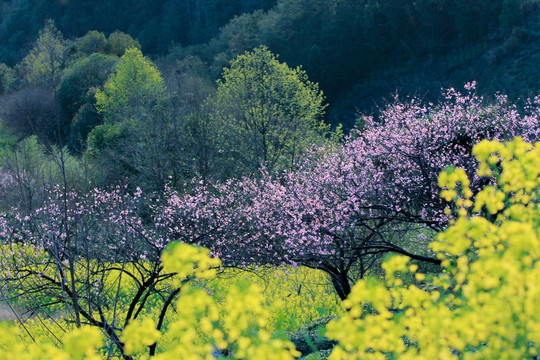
top-left (329, 271), bottom-right (351, 301)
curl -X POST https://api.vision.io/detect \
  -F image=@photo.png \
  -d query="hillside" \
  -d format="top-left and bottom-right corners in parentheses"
top-left (1, 1), bottom-right (539, 129)
top-left (0, 2), bottom-right (539, 358)
top-left (329, 3), bottom-right (540, 127)
top-left (0, 0), bottom-right (276, 64)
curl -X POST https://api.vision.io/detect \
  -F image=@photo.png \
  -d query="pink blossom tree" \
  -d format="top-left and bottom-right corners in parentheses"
top-left (1, 84), bottom-right (538, 322)
top-left (355, 83), bottom-right (539, 226)
top-left (154, 84), bottom-right (539, 300)
top-left (0, 185), bottom-right (177, 359)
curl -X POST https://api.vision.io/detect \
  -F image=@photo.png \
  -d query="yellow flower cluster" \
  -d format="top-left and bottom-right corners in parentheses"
top-left (326, 137), bottom-right (540, 359)
top-left (2, 137), bottom-right (537, 359)
top-left (121, 318), bottom-right (162, 356)
top-left (161, 242), bottom-right (221, 286)
top-left (439, 167), bottom-right (473, 218)
top-left (123, 243), bottom-right (300, 359)
top-left (1, 244), bottom-right (339, 359)
top-left (206, 266), bottom-right (343, 332)
top-left (0, 324), bottom-right (103, 360)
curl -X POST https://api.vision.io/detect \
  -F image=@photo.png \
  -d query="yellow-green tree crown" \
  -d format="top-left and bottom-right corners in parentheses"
top-left (21, 20), bottom-right (68, 87)
top-left (95, 47), bottom-right (166, 122)
top-left (213, 45), bottom-right (330, 171)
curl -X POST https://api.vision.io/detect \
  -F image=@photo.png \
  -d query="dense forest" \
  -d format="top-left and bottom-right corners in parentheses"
top-left (0, 0), bottom-right (277, 61)
top-left (2, 0), bottom-right (540, 126)
top-left (0, 0), bottom-right (539, 359)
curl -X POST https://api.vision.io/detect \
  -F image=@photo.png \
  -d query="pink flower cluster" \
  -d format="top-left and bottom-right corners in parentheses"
top-left (155, 84), bottom-right (538, 265)
top-left (0, 84), bottom-right (537, 299)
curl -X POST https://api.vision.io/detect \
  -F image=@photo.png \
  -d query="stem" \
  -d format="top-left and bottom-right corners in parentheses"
top-left (148, 288), bottom-right (181, 356)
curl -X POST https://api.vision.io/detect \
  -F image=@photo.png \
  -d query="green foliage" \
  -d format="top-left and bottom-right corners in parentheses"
top-left (85, 118), bottom-right (169, 188)
top-left (0, 0), bottom-right (533, 114)
top-left (212, 46), bottom-right (330, 173)
top-left (169, 0), bottom-right (533, 123)
top-left (104, 31), bottom-right (141, 57)
top-left (326, 137), bottom-right (540, 359)
top-left (0, 0), bottom-right (276, 64)
top-left (95, 47), bottom-right (166, 122)
top-left (0, 1), bottom-right (33, 65)
top-left (91, 48), bottom-right (179, 190)
top-left (1, 0), bottom-right (536, 132)
top-left (0, 63), bottom-right (15, 95)
top-left (85, 123), bottom-right (127, 160)
top-left (0, 136), bottom-right (87, 211)
top-left (20, 20), bottom-right (69, 88)
top-left (75, 30), bottom-right (107, 55)
top-left (0, 123), bottom-right (18, 149)
top-left (69, 103), bottom-right (103, 154)
top-left (57, 53), bottom-right (117, 120)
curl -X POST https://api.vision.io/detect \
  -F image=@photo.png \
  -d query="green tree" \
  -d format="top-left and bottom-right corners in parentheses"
top-left (69, 97), bottom-right (103, 154)
top-left (75, 30), bottom-right (107, 55)
top-left (85, 122), bottom-right (137, 184)
top-left (105, 31), bottom-right (141, 57)
top-left (56, 53), bottom-right (117, 152)
top-left (212, 45), bottom-right (330, 174)
top-left (57, 53), bottom-right (117, 121)
top-left (0, 63), bottom-right (15, 95)
top-left (90, 48), bottom-right (172, 190)
top-left (95, 47), bottom-right (166, 123)
top-left (20, 20), bottom-right (69, 88)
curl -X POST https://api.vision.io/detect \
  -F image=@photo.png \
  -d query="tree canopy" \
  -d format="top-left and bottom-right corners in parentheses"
top-left (95, 47), bottom-right (166, 123)
top-left (58, 53), bottom-right (118, 121)
top-left (20, 20), bottom-right (69, 88)
top-left (211, 46), bottom-right (330, 173)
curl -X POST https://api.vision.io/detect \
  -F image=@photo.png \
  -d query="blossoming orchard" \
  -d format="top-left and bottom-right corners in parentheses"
top-left (154, 84), bottom-right (539, 299)
top-left (0, 84), bottom-right (538, 358)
